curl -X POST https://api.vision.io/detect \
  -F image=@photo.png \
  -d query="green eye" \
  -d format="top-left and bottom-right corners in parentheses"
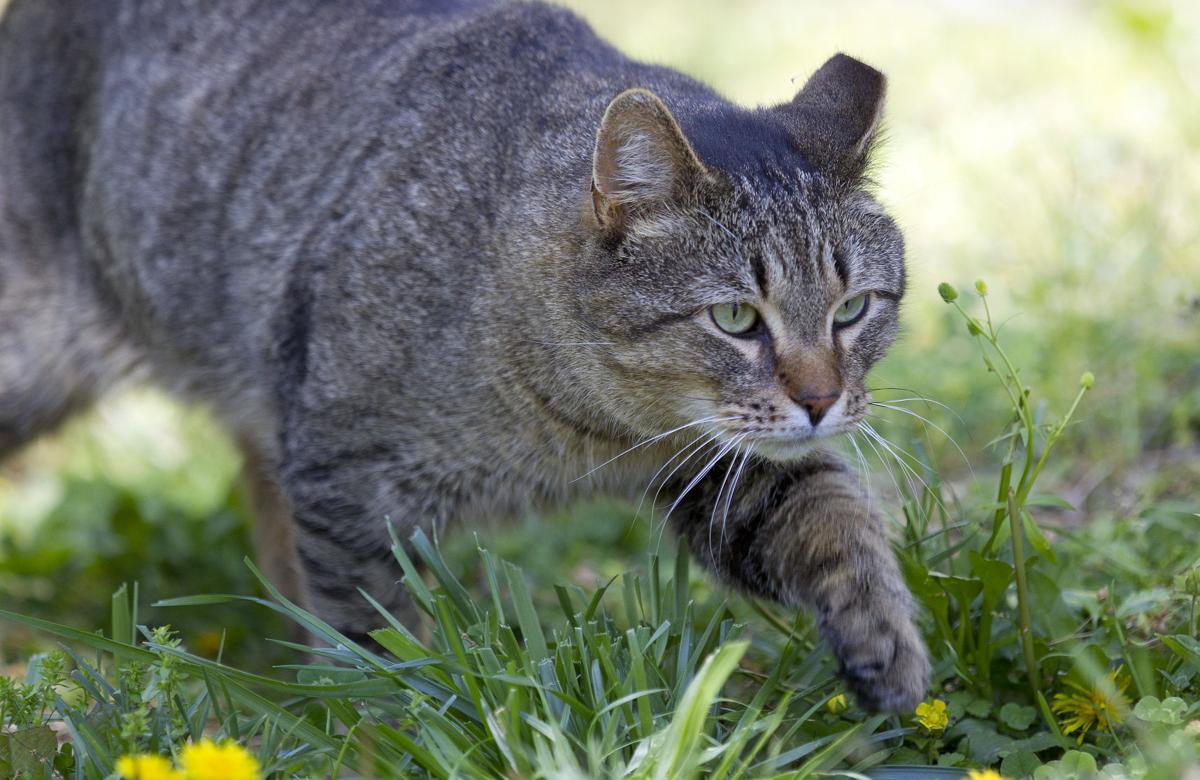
top-left (833, 293), bottom-right (870, 326)
top-left (710, 302), bottom-right (760, 335)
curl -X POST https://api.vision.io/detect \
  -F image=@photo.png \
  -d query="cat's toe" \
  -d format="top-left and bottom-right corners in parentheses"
top-left (827, 606), bottom-right (930, 713)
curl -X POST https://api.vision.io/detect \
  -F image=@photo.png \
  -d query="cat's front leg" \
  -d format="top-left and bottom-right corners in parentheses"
top-left (281, 470), bottom-right (417, 643)
top-left (670, 449), bottom-right (930, 712)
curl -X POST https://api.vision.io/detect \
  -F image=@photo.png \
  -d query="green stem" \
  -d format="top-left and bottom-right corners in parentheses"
top-left (981, 461), bottom-right (1013, 558)
top-left (1009, 489), bottom-right (1044, 710)
top-left (1016, 384), bottom-right (1088, 505)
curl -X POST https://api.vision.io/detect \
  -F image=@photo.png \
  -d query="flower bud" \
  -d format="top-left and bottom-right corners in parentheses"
top-left (967, 321), bottom-right (983, 336)
top-left (975, 279), bottom-right (988, 296)
top-left (937, 282), bottom-right (958, 303)
top-left (1080, 371), bottom-right (1095, 389)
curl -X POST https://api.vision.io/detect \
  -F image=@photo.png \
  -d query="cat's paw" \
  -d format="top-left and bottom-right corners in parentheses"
top-left (823, 599), bottom-right (930, 713)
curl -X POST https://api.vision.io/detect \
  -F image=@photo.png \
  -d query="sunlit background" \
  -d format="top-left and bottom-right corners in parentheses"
top-left (1, 0), bottom-right (1197, 666)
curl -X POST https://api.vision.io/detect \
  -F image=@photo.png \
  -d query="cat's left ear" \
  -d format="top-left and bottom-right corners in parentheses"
top-left (591, 88), bottom-right (708, 231)
top-left (781, 53), bottom-right (886, 178)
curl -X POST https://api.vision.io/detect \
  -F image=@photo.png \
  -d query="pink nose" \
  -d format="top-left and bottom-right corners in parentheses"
top-left (794, 392), bottom-right (839, 426)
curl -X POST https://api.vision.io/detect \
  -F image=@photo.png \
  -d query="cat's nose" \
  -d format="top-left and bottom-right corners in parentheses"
top-left (794, 392), bottom-right (840, 427)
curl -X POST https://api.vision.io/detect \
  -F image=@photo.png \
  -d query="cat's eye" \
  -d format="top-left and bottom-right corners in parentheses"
top-left (832, 293), bottom-right (870, 327)
top-left (710, 302), bottom-right (760, 335)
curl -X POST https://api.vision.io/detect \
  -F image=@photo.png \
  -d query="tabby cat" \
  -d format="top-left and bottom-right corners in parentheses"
top-left (0, 0), bottom-right (929, 710)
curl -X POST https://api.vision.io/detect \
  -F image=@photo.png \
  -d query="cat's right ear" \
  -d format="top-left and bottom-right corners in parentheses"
top-left (590, 88), bottom-right (708, 232)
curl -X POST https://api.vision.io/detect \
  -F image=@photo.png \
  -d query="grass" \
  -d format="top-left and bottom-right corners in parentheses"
top-left (1, 282), bottom-right (1198, 778)
top-left (1, 0), bottom-right (1199, 778)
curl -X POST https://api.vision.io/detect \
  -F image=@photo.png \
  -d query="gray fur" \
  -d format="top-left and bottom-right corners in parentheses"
top-left (0, 0), bottom-right (927, 710)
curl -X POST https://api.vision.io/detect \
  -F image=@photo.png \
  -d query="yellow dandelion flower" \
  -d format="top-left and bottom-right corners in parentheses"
top-left (179, 740), bottom-right (261, 780)
top-left (967, 770), bottom-right (1009, 780)
top-left (826, 693), bottom-right (849, 714)
top-left (914, 698), bottom-right (949, 732)
top-left (1051, 668), bottom-right (1130, 742)
top-left (115, 754), bottom-right (183, 780)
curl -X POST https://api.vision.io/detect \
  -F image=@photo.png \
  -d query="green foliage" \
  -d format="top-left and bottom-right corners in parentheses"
top-left (0, 277), bottom-right (1197, 776)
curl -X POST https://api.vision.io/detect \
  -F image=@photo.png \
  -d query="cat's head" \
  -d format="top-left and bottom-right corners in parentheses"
top-left (578, 54), bottom-right (904, 462)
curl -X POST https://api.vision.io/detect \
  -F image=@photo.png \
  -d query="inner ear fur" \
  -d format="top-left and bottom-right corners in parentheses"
top-left (779, 53), bottom-right (887, 178)
top-left (590, 88), bottom-right (708, 230)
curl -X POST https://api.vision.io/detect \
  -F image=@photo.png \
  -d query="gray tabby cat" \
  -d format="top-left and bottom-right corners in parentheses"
top-left (0, 0), bottom-right (929, 710)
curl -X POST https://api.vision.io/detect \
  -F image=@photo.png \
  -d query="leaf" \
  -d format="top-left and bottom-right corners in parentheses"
top-left (929, 572), bottom-right (983, 610)
top-left (1057, 749), bottom-right (1099, 774)
top-left (1132, 694), bottom-right (1186, 725)
top-left (999, 702), bottom-right (1038, 731)
top-left (968, 551), bottom-right (1014, 609)
top-left (948, 717), bottom-right (1015, 764)
top-left (1022, 511), bottom-right (1057, 564)
top-left (1025, 494), bottom-right (1076, 510)
top-left (1001, 749), bottom-right (1043, 776)
top-left (1160, 634), bottom-right (1200, 674)
top-left (649, 640), bottom-right (747, 780)
top-left (6, 725), bottom-right (58, 775)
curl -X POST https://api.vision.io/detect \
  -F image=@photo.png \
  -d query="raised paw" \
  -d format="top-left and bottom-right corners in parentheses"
top-left (823, 597), bottom-right (931, 713)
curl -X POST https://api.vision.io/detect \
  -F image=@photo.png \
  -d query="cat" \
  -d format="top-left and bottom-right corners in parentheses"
top-left (0, 0), bottom-right (929, 711)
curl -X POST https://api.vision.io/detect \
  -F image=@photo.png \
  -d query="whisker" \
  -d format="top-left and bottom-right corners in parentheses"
top-left (855, 423), bottom-right (906, 508)
top-left (648, 433), bottom-right (728, 553)
top-left (708, 439), bottom-right (744, 564)
top-left (865, 387), bottom-right (964, 423)
top-left (699, 210), bottom-right (744, 245)
top-left (719, 445), bottom-right (754, 556)
top-left (868, 402), bottom-right (974, 477)
top-left (858, 421), bottom-right (952, 520)
top-left (846, 430), bottom-right (873, 509)
top-left (635, 428), bottom-right (725, 521)
top-left (663, 434), bottom-right (745, 527)
top-left (569, 415), bottom-right (738, 483)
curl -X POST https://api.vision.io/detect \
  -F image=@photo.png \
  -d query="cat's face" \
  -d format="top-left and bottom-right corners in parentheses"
top-left (582, 179), bottom-right (904, 463)
top-left (578, 59), bottom-right (902, 462)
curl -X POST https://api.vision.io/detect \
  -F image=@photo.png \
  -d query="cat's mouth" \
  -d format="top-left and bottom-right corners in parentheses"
top-left (708, 396), bottom-right (860, 461)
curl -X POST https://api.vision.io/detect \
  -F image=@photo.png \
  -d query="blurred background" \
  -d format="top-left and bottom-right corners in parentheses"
top-left (1, 0), bottom-right (1197, 668)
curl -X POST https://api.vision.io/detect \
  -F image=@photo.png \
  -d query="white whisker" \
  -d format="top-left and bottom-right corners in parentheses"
top-left (635, 428), bottom-right (725, 520)
top-left (569, 415), bottom-right (738, 483)
top-left (707, 439), bottom-right (746, 564)
top-left (858, 421), bottom-right (951, 520)
top-left (846, 430), bottom-right (873, 509)
top-left (663, 433), bottom-right (745, 527)
top-left (866, 389), bottom-right (964, 423)
top-left (856, 422), bottom-right (906, 506)
top-left (868, 401), bottom-right (973, 477)
top-left (718, 445), bottom-right (755, 556)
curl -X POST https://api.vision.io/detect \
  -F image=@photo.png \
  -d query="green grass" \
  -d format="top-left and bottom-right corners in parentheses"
top-left (1, 283), bottom-right (1198, 778)
top-left (2, 0), bottom-right (1199, 777)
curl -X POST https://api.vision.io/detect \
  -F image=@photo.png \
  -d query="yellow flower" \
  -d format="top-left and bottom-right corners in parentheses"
top-left (179, 740), bottom-right (261, 780)
top-left (826, 693), bottom-right (849, 714)
top-left (966, 770), bottom-right (1009, 780)
top-left (1051, 668), bottom-right (1130, 742)
top-left (914, 698), bottom-right (949, 732)
top-left (115, 754), bottom-right (183, 780)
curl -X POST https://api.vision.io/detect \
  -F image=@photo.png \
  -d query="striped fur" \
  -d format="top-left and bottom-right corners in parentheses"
top-left (0, 0), bottom-right (926, 709)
